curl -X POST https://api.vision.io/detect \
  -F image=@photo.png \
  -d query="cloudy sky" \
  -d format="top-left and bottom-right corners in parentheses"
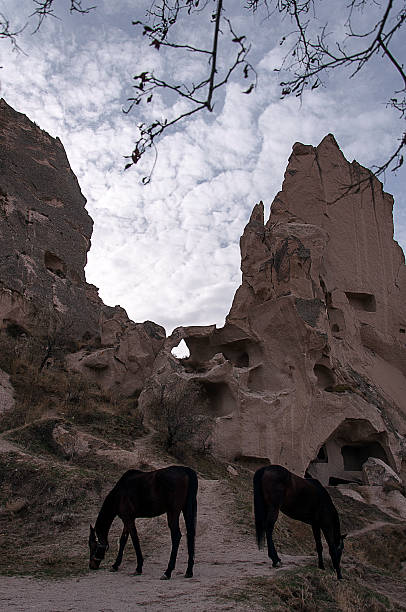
top-left (0, 0), bottom-right (405, 334)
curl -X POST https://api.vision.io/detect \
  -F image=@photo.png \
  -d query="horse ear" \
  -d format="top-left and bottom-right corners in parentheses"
top-left (90, 524), bottom-right (95, 535)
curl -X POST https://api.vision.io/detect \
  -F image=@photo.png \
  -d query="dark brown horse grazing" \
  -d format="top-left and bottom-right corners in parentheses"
top-left (253, 465), bottom-right (345, 579)
top-left (88, 466), bottom-right (198, 580)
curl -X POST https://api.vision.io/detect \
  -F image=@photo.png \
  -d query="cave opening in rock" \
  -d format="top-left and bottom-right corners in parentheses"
top-left (345, 292), bottom-right (376, 312)
top-left (44, 251), bottom-right (66, 278)
top-left (341, 442), bottom-right (388, 471)
top-left (316, 444), bottom-right (328, 462)
top-left (314, 364), bottom-right (335, 389)
top-left (171, 339), bottom-right (190, 359)
top-left (5, 321), bottom-right (28, 338)
top-left (200, 381), bottom-right (235, 417)
top-left (305, 419), bottom-right (394, 485)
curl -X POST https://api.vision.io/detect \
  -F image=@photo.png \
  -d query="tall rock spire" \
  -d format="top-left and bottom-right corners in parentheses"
top-left (148, 134), bottom-right (406, 488)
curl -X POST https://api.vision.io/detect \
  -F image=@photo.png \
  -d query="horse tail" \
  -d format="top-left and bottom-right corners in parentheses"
top-left (183, 467), bottom-right (198, 539)
top-left (253, 468), bottom-right (267, 549)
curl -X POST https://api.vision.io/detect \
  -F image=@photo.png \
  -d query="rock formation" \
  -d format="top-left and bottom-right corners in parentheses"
top-left (0, 99), bottom-right (165, 398)
top-left (1, 99), bottom-right (405, 494)
top-left (142, 134), bottom-right (406, 487)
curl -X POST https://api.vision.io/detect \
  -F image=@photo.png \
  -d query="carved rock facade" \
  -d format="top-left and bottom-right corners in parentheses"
top-left (141, 135), bottom-right (406, 486)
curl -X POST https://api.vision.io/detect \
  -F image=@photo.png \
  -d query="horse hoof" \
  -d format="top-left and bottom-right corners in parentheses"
top-left (110, 566), bottom-right (118, 572)
top-left (273, 560), bottom-right (282, 568)
top-left (160, 574), bottom-right (170, 580)
top-left (135, 569), bottom-right (142, 576)
top-left (184, 571), bottom-right (193, 578)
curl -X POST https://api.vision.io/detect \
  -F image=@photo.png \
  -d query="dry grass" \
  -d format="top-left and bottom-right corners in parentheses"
top-left (0, 450), bottom-right (122, 578)
top-left (1, 331), bottom-right (406, 607)
top-left (219, 568), bottom-right (398, 611)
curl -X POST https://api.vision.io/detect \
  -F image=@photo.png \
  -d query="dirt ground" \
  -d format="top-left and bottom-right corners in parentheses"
top-left (1, 417), bottom-right (406, 611)
top-left (1, 476), bottom-right (406, 611)
top-left (0, 478), bottom-right (312, 612)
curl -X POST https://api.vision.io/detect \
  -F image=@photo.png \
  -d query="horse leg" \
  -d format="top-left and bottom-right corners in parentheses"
top-left (111, 526), bottom-right (129, 571)
top-left (182, 508), bottom-right (195, 578)
top-left (161, 512), bottom-right (182, 580)
top-left (323, 527), bottom-right (343, 580)
top-left (311, 523), bottom-right (324, 570)
top-left (328, 544), bottom-right (343, 580)
top-left (129, 522), bottom-right (144, 575)
top-left (265, 507), bottom-right (282, 568)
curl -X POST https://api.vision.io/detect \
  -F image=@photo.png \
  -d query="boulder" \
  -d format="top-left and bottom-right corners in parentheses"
top-left (5, 498), bottom-right (28, 513)
top-left (52, 423), bottom-right (89, 459)
top-left (362, 457), bottom-right (403, 491)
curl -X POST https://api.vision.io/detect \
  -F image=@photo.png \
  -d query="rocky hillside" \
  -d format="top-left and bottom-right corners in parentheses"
top-left (0, 101), bottom-right (406, 610)
top-left (0, 98), bottom-right (165, 403)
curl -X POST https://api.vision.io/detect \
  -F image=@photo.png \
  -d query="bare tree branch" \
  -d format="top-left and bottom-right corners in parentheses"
top-left (0, 0), bottom-right (404, 181)
top-left (125, 0), bottom-right (257, 182)
top-left (0, 12), bottom-right (24, 49)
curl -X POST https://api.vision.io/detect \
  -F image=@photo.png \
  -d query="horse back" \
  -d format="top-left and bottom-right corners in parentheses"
top-left (259, 465), bottom-right (334, 525)
top-left (116, 466), bottom-right (196, 519)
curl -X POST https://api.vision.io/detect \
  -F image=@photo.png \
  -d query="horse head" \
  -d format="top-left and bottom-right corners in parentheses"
top-left (334, 533), bottom-right (346, 578)
top-left (88, 525), bottom-right (109, 570)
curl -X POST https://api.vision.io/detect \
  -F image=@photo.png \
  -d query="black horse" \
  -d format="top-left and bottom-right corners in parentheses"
top-left (253, 465), bottom-right (345, 579)
top-left (88, 465), bottom-right (198, 579)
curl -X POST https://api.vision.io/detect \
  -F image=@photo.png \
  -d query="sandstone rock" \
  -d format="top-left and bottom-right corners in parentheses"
top-left (141, 135), bottom-right (406, 483)
top-left (52, 423), bottom-right (89, 458)
top-left (0, 368), bottom-right (14, 413)
top-left (0, 98), bottom-right (96, 341)
top-left (66, 315), bottom-right (165, 396)
top-left (6, 498), bottom-right (28, 513)
top-left (362, 457), bottom-right (403, 490)
top-left (0, 99), bottom-right (165, 397)
top-left (386, 490), bottom-right (406, 518)
top-left (227, 465), bottom-right (238, 477)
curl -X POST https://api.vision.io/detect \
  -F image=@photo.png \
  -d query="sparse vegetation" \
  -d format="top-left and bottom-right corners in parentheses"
top-left (0, 450), bottom-right (118, 577)
top-left (219, 568), bottom-right (398, 611)
top-left (1, 330), bottom-right (406, 608)
top-left (145, 375), bottom-right (213, 457)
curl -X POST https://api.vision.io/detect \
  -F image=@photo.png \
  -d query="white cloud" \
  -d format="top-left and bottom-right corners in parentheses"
top-left (0, 0), bottom-right (405, 334)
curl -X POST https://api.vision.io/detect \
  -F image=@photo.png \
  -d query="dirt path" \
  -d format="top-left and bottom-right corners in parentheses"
top-left (0, 478), bottom-right (311, 612)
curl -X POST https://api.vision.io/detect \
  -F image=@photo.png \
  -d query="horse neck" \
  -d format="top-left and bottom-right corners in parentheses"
top-left (95, 490), bottom-right (117, 543)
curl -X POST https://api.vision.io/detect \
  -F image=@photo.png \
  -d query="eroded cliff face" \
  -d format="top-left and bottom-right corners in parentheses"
top-left (0, 99), bottom-right (165, 399)
top-left (142, 134), bottom-right (406, 487)
top-left (2, 99), bottom-right (405, 492)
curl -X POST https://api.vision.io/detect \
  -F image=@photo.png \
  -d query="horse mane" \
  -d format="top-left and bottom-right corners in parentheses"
top-left (306, 477), bottom-right (341, 534)
top-left (306, 476), bottom-right (334, 504)
top-left (94, 471), bottom-right (143, 536)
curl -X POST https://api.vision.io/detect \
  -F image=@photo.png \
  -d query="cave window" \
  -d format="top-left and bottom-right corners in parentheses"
top-left (44, 251), bottom-right (66, 279)
top-left (332, 324), bottom-right (340, 333)
top-left (400, 328), bottom-right (405, 334)
top-left (345, 292), bottom-right (376, 313)
top-left (314, 364), bottom-right (335, 389)
top-left (341, 442), bottom-right (388, 471)
top-left (6, 322), bottom-right (28, 338)
top-left (315, 445), bottom-right (328, 463)
top-left (236, 352), bottom-right (249, 368)
top-left (171, 339), bottom-right (190, 359)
